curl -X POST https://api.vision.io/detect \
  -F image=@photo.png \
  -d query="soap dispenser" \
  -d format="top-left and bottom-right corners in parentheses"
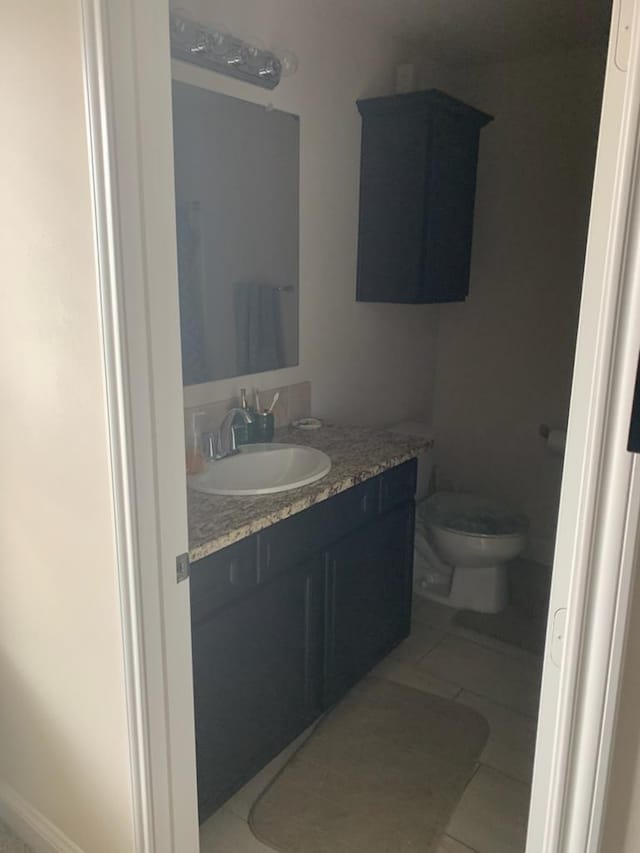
top-left (186, 410), bottom-right (205, 474)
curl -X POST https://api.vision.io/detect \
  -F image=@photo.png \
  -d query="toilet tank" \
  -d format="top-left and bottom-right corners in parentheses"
top-left (389, 421), bottom-right (433, 502)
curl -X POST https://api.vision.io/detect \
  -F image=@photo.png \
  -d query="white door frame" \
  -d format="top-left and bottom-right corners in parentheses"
top-left (527, 2), bottom-right (640, 850)
top-left (80, 1), bottom-right (198, 851)
top-left (81, 0), bottom-right (640, 851)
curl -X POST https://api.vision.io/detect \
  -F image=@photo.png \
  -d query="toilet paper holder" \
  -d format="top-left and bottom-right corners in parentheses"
top-left (539, 423), bottom-right (567, 454)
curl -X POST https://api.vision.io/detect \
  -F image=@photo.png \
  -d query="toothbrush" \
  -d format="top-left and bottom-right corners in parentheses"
top-left (267, 392), bottom-right (280, 414)
top-left (254, 388), bottom-right (262, 413)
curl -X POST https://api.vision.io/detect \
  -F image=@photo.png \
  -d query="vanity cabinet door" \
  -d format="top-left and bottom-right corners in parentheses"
top-left (192, 557), bottom-right (323, 823)
top-left (323, 502), bottom-right (415, 707)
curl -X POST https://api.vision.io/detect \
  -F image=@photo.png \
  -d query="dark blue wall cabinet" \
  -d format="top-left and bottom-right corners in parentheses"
top-left (356, 90), bottom-right (493, 304)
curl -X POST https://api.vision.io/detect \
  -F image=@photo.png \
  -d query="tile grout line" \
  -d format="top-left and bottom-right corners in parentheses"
top-left (417, 630), bottom-right (449, 657)
top-left (410, 649), bottom-right (539, 718)
top-left (411, 624), bottom-right (542, 677)
top-left (440, 625), bottom-right (543, 665)
top-left (452, 686), bottom-right (540, 722)
top-left (386, 660), bottom-right (467, 696)
top-left (444, 763), bottom-right (485, 853)
top-left (444, 830), bottom-right (482, 853)
top-left (389, 631), bottom-right (539, 711)
top-left (476, 760), bottom-right (533, 790)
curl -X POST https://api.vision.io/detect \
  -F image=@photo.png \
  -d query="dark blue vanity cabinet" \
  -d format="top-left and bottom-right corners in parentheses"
top-left (356, 90), bottom-right (493, 304)
top-left (189, 460), bottom-right (417, 823)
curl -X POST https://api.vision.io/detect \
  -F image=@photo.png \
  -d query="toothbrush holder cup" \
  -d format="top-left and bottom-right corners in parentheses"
top-left (253, 412), bottom-right (275, 443)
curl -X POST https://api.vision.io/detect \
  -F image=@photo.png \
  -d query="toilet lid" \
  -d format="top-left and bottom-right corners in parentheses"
top-left (424, 492), bottom-right (528, 538)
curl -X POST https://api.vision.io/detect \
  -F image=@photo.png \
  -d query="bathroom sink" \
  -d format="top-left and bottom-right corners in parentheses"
top-left (188, 443), bottom-right (332, 496)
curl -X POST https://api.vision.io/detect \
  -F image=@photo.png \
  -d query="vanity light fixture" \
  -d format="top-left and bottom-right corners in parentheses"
top-left (170, 12), bottom-right (296, 90)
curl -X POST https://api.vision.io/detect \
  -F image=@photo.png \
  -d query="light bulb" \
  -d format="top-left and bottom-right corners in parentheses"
top-left (276, 49), bottom-right (299, 77)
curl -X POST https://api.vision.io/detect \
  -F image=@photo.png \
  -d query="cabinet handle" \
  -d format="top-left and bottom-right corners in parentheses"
top-left (323, 557), bottom-right (336, 680)
top-left (303, 575), bottom-right (314, 711)
top-left (229, 560), bottom-right (254, 586)
top-left (256, 540), bottom-right (271, 584)
top-left (379, 481), bottom-right (388, 512)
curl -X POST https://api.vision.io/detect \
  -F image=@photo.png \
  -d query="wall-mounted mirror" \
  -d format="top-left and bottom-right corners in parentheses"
top-left (172, 80), bottom-right (300, 385)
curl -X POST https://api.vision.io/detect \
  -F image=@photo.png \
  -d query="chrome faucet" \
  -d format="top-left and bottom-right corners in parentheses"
top-left (208, 407), bottom-right (252, 460)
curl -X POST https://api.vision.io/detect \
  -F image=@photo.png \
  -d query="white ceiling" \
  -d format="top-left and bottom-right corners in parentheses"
top-left (334, 0), bottom-right (612, 64)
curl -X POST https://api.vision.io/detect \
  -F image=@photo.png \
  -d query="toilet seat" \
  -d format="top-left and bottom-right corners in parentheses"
top-left (424, 493), bottom-right (528, 539)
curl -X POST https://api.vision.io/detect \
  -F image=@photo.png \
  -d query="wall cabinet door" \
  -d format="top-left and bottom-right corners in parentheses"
top-left (356, 90), bottom-right (492, 304)
top-left (422, 107), bottom-right (482, 302)
top-left (323, 503), bottom-right (415, 706)
top-left (191, 557), bottom-right (323, 823)
top-left (356, 108), bottom-right (430, 303)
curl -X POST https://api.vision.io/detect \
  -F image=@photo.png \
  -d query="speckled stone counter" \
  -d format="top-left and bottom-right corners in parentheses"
top-left (188, 424), bottom-right (432, 561)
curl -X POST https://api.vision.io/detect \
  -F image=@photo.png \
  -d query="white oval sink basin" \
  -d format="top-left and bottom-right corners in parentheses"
top-left (188, 443), bottom-right (332, 496)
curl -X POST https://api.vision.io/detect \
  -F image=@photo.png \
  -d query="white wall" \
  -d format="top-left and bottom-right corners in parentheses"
top-left (428, 47), bottom-right (606, 562)
top-left (0, 4), bottom-right (136, 851)
top-left (176, 0), bottom-right (444, 427)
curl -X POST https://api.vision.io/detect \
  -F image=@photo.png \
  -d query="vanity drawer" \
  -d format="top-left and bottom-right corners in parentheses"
top-left (190, 537), bottom-right (258, 624)
top-left (378, 459), bottom-right (418, 514)
top-left (257, 479), bottom-right (377, 583)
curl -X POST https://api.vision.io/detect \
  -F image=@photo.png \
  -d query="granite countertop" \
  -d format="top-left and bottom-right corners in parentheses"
top-left (187, 424), bottom-right (432, 562)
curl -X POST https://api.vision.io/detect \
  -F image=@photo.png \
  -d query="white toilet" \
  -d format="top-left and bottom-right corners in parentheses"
top-left (390, 422), bottom-right (528, 614)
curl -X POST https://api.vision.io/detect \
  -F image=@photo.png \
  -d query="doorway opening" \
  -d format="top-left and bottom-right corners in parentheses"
top-left (172, 3), bottom-right (613, 852)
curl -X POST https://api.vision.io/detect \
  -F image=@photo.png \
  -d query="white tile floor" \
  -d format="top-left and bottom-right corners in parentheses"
top-left (200, 597), bottom-right (543, 853)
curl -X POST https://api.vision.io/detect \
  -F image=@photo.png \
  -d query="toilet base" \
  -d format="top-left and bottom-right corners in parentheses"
top-left (415, 562), bottom-right (509, 614)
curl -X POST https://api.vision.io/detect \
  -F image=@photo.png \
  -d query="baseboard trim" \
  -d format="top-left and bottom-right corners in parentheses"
top-left (0, 780), bottom-right (85, 853)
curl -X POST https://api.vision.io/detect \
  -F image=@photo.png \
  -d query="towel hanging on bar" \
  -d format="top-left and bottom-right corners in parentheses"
top-left (234, 281), bottom-right (286, 374)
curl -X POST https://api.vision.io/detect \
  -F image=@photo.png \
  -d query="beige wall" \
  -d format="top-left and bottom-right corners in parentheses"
top-left (429, 47), bottom-right (606, 563)
top-left (0, 3), bottom-right (135, 851)
top-left (176, 0), bottom-right (455, 428)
